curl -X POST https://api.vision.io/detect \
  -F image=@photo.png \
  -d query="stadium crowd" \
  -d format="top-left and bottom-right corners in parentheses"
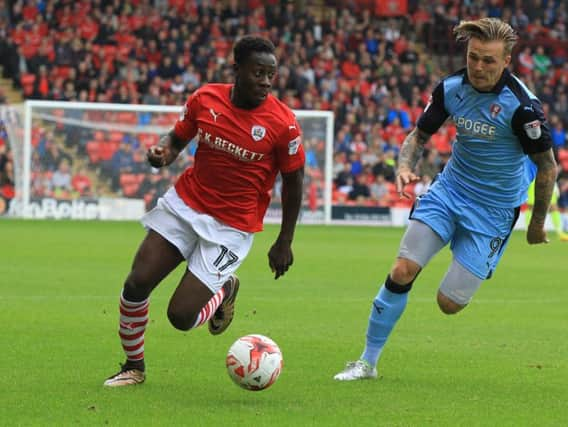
top-left (0, 0), bottom-right (567, 215)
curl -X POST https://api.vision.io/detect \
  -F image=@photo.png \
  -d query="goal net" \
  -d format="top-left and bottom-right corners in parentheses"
top-left (6, 100), bottom-right (334, 223)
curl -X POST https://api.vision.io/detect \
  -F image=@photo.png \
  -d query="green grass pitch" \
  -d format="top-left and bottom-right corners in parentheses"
top-left (1, 220), bottom-right (567, 426)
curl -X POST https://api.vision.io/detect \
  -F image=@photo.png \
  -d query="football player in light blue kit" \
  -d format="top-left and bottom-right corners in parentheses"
top-left (335, 18), bottom-right (557, 381)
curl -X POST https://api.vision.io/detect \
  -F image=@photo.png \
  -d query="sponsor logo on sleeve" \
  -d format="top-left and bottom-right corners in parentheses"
top-left (523, 120), bottom-right (542, 140)
top-left (423, 96), bottom-right (432, 112)
top-left (251, 125), bottom-right (266, 141)
top-left (209, 108), bottom-right (222, 122)
top-left (288, 137), bottom-right (301, 155)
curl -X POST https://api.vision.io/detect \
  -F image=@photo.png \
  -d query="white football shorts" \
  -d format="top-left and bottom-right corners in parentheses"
top-left (141, 187), bottom-right (254, 293)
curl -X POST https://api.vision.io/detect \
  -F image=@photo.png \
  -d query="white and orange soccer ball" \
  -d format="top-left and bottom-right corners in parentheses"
top-left (226, 334), bottom-right (283, 391)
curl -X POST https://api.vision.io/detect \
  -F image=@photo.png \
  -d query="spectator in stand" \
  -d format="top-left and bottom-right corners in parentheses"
top-left (533, 45), bottom-right (552, 75)
top-left (385, 97), bottom-right (411, 130)
top-left (50, 158), bottom-right (73, 199)
top-left (109, 141), bottom-right (136, 192)
top-left (71, 167), bottom-right (93, 197)
top-left (511, 7), bottom-right (530, 31)
top-left (182, 64), bottom-right (201, 91)
top-left (517, 46), bottom-right (534, 76)
top-left (348, 173), bottom-right (371, 203)
top-left (550, 114), bottom-right (567, 149)
top-left (552, 92), bottom-right (568, 119)
top-left (41, 140), bottom-right (72, 172)
top-left (0, 142), bottom-right (14, 200)
top-left (334, 161), bottom-right (352, 190)
top-left (417, 149), bottom-right (440, 179)
top-left (142, 84), bottom-right (161, 105)
top-left (372, 151), bottom-right (396, 183)
top-left (369, 173), bottom-right (391, 206)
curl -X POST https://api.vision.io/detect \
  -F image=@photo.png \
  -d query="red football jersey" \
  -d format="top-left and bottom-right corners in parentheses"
top-left (173, 84), bottom-right (305, 232)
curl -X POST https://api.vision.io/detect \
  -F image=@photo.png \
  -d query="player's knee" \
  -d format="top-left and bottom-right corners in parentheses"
top-left (167, 308), bottom-right (197, 331)
top-left (123, 270), bottom-right (155, 300)
top-left (390, 259), bottom-right (420, 285)
top-left (437, 291), bottom-right (465, 315)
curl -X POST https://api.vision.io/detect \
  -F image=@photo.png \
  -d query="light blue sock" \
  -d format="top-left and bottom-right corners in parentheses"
top-left (361, 284), bottom-right (409, 367)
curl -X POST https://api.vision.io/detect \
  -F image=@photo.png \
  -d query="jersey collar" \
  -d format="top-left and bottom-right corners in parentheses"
top-left (462, 68), bottom-right (510, 94)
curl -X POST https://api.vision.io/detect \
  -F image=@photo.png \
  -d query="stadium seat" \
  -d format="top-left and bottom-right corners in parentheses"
top-left (139, 133), bottom-right (159, 149)
top-left (93, 131), bottom-right (105, 141)
top-left (99, 141), bottom-right (121, 161)
top-left (120, 173), bottom-right (145, 197)
top-left (116, 112), bottom-right (137, 125)
top-left (109, 131), bottom-right (124, 142)
top-left (53, 66), bottom-right (73, 80)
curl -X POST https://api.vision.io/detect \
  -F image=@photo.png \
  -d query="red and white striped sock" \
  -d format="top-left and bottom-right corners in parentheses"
top-left (191, 288), bottom-right (226, 329)
top-left (119, 293), bottom-right (149, 363)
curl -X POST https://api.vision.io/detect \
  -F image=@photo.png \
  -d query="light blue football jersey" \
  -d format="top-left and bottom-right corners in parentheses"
top-left (525, 156), bottom-right (538, 184)
top-left (417, 69), bottom-right (551, 208)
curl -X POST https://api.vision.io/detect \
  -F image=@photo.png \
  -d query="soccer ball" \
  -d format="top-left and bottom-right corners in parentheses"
top-left (226, 334), bottom-right (283, 391)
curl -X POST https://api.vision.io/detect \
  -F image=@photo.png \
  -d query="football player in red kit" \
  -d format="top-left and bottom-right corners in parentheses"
top-left (104, 36), bottom-right (305, 387)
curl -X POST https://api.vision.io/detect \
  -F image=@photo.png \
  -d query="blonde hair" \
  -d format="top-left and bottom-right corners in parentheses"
top-left (453, 18), bottom-right (518, 56)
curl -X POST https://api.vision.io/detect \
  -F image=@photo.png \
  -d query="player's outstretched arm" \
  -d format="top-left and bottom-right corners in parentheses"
top-left (396, 127), bottom-right (431, 198)
top-left (527, 149), bottom-right (557, 244)
top-left (146, 130), bottom-right (189, 168)
top-left (268, 167), bottom-right (304, 280)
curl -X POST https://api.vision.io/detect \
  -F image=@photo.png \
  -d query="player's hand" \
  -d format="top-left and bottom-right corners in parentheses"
top-left (396, 167), bottom-right (421, 199)
top-left (268, 239), bottom-right (293, 280)
top-left (147, 145), bottom-right (175, 168)
top-left (527, 221), bottom-right (549, 244)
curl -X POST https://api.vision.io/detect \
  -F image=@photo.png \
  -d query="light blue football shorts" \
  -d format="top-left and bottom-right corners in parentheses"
top-left (409, 179), bottom-right (520, 280)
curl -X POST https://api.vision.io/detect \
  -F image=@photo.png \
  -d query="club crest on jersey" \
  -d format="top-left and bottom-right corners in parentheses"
top-left (523, 120), bottom-right (542, 140)
top-left (490, 103), bottom-right (501, 118)
top-left (251, 125), bottom-right (266, 141)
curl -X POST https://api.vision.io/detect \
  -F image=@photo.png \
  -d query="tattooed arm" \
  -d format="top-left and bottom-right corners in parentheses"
top-left (396, 127), bottom-right (432, 198)
top-left (527, 149), bottom-right (557, 244)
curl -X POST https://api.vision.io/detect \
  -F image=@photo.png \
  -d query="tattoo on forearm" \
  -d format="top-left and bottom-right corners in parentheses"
top-left (532, 172), bottom-right (555, 224)
top-left (398, 128), bottom-right (429, 170)
top-left (529, 150), bottom-right (557, 225)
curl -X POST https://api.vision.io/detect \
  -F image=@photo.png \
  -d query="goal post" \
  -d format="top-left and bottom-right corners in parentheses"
top-left (7, 100), bottom-right (334, 223)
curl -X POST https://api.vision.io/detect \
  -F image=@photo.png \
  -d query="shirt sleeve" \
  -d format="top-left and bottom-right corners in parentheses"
top-left (511, 99), bottom-right (552, 154)
top-left (416, 81), bottom-right (449, 135)
top-left (173, 91), bottom-right (200, 141)
top-left (275, 116), bottom-right (305, 173)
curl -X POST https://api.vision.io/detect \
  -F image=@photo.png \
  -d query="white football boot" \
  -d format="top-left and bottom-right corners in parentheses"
top-left (333, 360), bottom-right (377, 381)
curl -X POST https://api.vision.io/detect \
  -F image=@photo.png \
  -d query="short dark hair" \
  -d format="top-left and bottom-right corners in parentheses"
top-left (233, 36), bottom-right (275, 65)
